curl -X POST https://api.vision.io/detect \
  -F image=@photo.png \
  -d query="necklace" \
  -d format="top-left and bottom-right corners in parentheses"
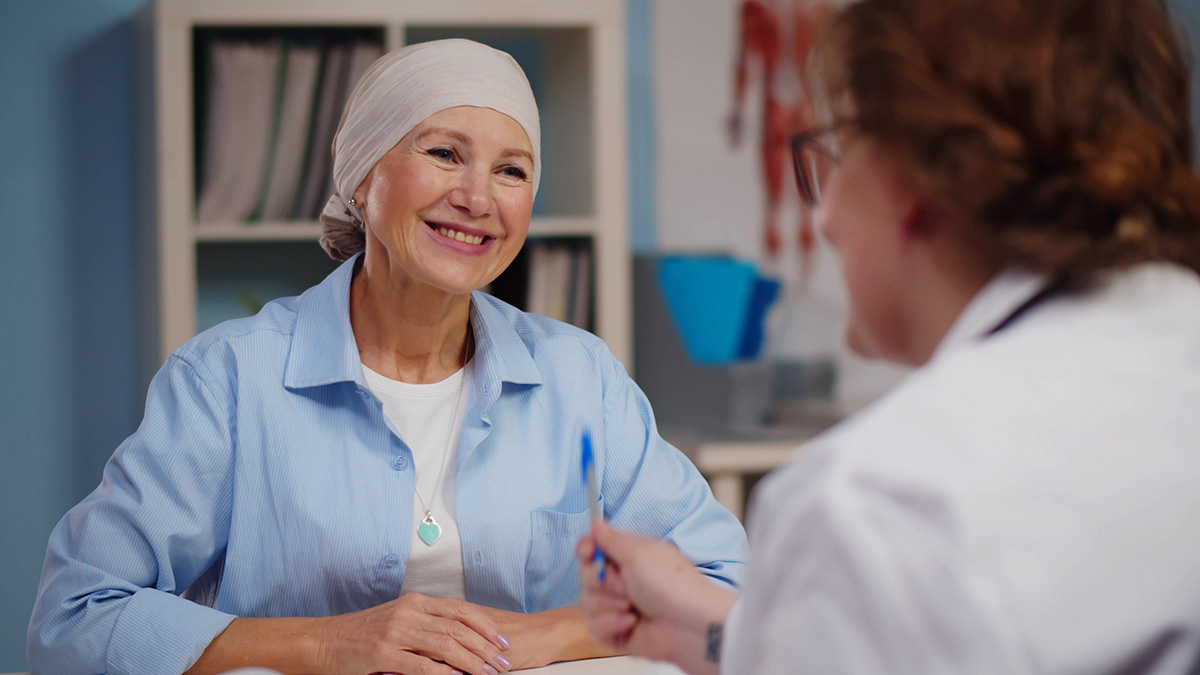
top-left (413, 330), bottom-right (472, 546)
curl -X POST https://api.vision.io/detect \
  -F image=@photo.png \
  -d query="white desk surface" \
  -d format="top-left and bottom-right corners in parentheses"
top-left (524, 655), bottom-right (686, 674)
top-left (0, 656), bottom-right (683, 675)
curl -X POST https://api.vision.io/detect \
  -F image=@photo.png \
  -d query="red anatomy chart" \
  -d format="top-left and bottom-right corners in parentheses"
top-left (729, 0), bottom-right (833, 266)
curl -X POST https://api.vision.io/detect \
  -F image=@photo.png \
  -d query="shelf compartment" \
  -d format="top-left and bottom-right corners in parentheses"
top-left (196, 241), bottom-right (339, 333)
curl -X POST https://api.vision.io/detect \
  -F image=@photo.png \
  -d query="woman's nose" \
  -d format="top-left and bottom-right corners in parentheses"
top-left (448, 169), bottom-right (492, 217)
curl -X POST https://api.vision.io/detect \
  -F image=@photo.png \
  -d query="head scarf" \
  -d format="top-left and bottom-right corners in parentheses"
top-left (319, 38), bottom-right (541, 260)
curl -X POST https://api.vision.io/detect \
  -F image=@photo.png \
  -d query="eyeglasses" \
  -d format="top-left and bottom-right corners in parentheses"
top-left (790, 122), bottom-right (850, 207)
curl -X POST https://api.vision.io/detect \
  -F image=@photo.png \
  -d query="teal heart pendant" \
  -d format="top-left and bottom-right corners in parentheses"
top-left (418, 512), bottom-right (442, 546)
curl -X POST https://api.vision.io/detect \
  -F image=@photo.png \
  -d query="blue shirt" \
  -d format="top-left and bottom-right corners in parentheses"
top-left (28, 254), bottom-right (748, 675)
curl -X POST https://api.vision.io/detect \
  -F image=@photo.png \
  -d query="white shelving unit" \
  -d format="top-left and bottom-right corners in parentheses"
top-left (138, 0), bottom-right (631, 378)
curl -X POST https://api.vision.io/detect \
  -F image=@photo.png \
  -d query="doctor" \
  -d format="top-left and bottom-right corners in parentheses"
top-left (578, 0), bottom-right (1200, 672)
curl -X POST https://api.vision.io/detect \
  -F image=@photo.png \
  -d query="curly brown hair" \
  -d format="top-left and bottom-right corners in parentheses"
top-left (808, 0), bottom-right (1200, 283)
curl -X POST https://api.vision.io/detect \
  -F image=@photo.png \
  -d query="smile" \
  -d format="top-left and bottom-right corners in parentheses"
top-left (428, 222), bottom-right (489, 246)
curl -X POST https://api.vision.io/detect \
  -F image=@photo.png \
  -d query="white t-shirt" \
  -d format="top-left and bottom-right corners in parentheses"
top-left (725, 264), bottom-right (1200, 674)
top-left (362, 363), bottom-right (471, 600)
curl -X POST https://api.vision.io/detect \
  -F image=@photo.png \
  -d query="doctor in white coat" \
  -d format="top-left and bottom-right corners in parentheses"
top-left (578, 0), bottom-right (1200, 673)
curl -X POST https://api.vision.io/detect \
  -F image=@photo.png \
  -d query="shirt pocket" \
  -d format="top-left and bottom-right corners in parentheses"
top-left (524, 496), bottom-right (602, 612)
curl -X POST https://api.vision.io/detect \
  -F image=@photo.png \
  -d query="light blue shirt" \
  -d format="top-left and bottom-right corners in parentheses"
top-left (28, 254), bottom-right (748, 675)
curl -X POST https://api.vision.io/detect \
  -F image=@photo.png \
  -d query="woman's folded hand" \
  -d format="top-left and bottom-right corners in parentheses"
top-left (318, 592), bottom-right (513, 675)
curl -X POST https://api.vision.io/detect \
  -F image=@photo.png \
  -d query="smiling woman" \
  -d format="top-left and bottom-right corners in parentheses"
top-left (352, 107), bottom-right (535, 309)
top-left (26, 38), bottom-right (748, 675)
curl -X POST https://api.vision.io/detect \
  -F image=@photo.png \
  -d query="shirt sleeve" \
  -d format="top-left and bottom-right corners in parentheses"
top-left (724, 454), bottom-right (1032, 675)
top-left (28, 354), bottom-right (238, 675)
top-left (597, 350), bottom-right (749, 588)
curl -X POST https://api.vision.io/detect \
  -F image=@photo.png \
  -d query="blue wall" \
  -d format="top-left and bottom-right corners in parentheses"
top-left (0, 0), bottom-right (1195, 670)
top-left (0, 0), bottom-right (147, 670)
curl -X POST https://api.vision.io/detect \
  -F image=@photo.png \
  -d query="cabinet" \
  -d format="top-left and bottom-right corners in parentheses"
top-left (137, 0), bottom-right (631, 378)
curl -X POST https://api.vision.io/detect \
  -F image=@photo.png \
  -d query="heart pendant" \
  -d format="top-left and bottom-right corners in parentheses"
top-left (418, 513), bottom-right (442, 546)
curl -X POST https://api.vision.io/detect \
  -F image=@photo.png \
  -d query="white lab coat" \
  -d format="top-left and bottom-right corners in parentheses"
top-left (725, 264), bottom-right (1200, 675)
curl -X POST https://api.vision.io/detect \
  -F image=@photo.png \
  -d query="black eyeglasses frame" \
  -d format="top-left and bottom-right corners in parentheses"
top-left (790, 120), bottom-right (854, 206)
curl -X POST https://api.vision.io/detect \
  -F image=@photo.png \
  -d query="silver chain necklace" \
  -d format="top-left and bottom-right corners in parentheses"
top-left (413, 330), bottom-right (471, 546)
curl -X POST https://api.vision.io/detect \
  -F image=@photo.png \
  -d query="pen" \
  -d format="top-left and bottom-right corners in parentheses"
top-left (581, 428), bottom-right (606, 582)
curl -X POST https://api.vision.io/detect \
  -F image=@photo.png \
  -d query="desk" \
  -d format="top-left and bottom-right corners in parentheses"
top-left (0, 657), bottom-right (684, 675)
top-left (523, 655), bottom-right (685, 674)
top-left (666, 405), bottom-right (843, 520)
top-left (669, 434), bottom-right (802, 520)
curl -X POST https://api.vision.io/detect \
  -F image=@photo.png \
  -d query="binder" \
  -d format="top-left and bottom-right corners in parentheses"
top-left (196, 40), bottom-right (283, 222)
top-left (259, 42), bottom-right (323, 220)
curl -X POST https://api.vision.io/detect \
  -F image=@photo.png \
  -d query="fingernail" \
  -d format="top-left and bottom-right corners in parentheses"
top-left (452, 671), bottom-right (463, 675)
top-left (497, 654), bottom-right (513, 669)
top-left (497, 632), bottom-right (512, 650)
top-left (484, 666), bottom-right (499, 675)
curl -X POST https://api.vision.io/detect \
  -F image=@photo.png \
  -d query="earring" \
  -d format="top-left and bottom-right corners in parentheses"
top-left (349, 197), bottom-right (357, 206)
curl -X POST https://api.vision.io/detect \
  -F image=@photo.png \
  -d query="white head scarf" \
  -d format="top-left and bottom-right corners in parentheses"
top-left (319, 38), bottom-right (541, 260)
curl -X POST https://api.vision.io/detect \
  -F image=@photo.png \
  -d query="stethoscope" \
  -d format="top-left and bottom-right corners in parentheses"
top-left (983, 278), bottom-right (1067, 338)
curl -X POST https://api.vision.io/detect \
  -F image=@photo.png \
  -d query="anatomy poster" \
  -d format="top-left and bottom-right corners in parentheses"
top-left (654, 0), bottom-right (910, 405)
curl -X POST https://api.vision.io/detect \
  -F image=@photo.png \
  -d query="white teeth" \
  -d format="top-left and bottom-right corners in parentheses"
top-left (435, 226), bottom-right (484, 245)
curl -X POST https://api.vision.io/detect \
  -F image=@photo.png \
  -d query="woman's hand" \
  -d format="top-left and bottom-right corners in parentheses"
top-left (472, 605), bottom-right (554, 670)
top-left (576, 521), bottom-right (737, 675)
top-left (318, 592), bottom-right (513, 675)
top-left (473, 604), bottom-right (624, 670)
top-left (187, 594), bottom-right (621, 675)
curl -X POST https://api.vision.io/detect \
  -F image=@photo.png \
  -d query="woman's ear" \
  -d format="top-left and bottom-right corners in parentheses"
top-left (879, 148), bottom-right (936, 245)
top-left (899, 193), bottom-right (962, 244)
top-left (898, 202), bottom-right (931, 241)
top-left (351, 169), bottom-right (373, 212)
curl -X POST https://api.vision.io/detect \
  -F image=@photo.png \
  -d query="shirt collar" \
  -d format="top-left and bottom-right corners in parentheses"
top-left (284, 253), bottom-right (544, 396)
top-left (929, 267), bottom-right (1049, 362)
top-left (284, 254), bottom-right (364, 389)
top-left (466, 292), bottom-right (544, 397)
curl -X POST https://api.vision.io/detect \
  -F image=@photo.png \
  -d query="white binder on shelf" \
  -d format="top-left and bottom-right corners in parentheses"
top-left (196, 40), bottom-right (283, 223)
top-left (258, 42), bottom-right (323, 221)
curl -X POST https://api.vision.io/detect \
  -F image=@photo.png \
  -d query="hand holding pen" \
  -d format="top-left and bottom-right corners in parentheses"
top-left (577, 519), bottom-right (740, 667)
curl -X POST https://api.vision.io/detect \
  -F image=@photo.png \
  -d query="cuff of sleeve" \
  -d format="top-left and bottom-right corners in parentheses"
top-left (701, 566), bottom-right (744, 589)
top-left (107, 587), bottom-right (236, 675)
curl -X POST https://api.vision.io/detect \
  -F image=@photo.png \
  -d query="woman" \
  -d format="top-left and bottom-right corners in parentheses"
top-left (28, 39), bottom-right (747, 675)
top-left (578, 1), bottom-right (1200, 673)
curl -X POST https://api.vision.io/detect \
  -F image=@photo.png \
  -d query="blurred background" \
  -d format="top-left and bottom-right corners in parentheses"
top-left (1, 0), bottom-right (1197, 670)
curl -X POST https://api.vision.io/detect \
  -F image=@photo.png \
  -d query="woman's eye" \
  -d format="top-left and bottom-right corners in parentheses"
top-left (428, 148), bottom-right (455, 161)
top-left (501, 166), bottom-right (529, 181)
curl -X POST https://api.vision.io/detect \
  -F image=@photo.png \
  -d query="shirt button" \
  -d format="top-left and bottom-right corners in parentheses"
top-left (392, 456), bottom-right (407, 470)
top-left (474, 551), bottom-right (483, 564)
top-left (384, 554), bottom-right (399, 567)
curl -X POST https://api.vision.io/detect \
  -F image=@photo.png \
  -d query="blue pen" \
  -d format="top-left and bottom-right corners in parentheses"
top-left (581, 429), bottom-right (607, 582)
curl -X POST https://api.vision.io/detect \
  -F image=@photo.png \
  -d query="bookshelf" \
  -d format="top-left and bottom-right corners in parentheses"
top-left (137, 0), bottom-right (631, 379)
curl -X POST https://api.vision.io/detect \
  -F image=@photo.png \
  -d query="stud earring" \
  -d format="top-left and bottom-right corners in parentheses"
top-left (349, 197), bottom-right (357, 206)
